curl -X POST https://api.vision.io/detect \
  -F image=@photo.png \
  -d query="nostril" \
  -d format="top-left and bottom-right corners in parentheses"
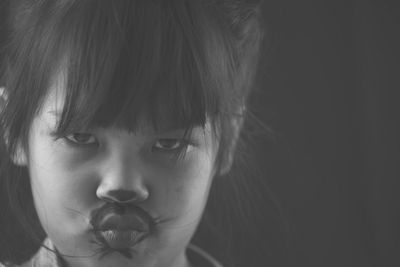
top-left (104, 189), bottom-right (146, 203)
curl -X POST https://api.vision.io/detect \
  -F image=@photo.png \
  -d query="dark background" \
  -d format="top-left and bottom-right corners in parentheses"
top-left (1, 1), bottom-right (400, 266)
top-left (251, 0), bottom-right (400, 266)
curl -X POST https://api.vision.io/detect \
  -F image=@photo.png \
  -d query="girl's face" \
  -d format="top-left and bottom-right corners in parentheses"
top-left (19, 71), bottom-right (219, 267)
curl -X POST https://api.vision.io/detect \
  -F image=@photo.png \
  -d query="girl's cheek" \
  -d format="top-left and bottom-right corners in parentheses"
top-left (50, 142), bottom-right (99, 169)
top-left (154, 153), bottom-right (214, 211)
top-left (36, 143), bottom-right (100, 203)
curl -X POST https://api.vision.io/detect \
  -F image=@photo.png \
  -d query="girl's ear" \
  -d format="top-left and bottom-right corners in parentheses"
top-left (219, 108), bottom-right (245, 176)
top-left (0, 87), bottom-right (28, 166)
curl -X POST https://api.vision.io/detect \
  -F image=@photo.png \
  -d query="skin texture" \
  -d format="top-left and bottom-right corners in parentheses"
top-left (15, 72), bottom-right (221, 267)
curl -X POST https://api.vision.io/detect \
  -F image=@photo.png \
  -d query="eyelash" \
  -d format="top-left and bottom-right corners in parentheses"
top-left (56, 133), bottom-right (195, 157)
top-left (151, 139), bottom-right (193, 159)
top-left (64, 133), bottom-right (98, 147)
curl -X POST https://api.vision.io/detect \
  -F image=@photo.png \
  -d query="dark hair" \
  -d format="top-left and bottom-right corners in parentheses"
top-left (0, 0), bottom-right (280, 266)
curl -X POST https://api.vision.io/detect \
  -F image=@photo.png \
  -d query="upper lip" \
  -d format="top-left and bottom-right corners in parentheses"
top-left (90, 203), bottom-right (154, 233)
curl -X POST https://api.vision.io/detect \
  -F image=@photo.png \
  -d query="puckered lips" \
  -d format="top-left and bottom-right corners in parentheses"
top-left (90, 203), bottom-right (154, 249)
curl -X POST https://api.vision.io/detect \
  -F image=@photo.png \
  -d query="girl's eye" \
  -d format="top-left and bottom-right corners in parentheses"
top-left (64, 133), bottom-right (98, 146)
top-left (153, 139), bottom-right (189, 151)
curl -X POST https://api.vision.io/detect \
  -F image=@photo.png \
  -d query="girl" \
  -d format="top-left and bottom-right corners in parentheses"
top-left (0, 0), bottom-right (270, 266)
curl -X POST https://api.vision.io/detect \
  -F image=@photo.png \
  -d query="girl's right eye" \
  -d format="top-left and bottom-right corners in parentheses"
top-left (64, 133), bottom-right (98, 146)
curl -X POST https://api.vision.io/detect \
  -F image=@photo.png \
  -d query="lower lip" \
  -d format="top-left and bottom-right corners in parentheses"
top-left (97, 230), bottom-right (147, 249)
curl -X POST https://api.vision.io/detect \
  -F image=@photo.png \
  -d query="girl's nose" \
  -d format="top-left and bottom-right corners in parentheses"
top-left (100, 188), bottom-right (149, 204)
top-left (96, 155), bottom-right (150, 204)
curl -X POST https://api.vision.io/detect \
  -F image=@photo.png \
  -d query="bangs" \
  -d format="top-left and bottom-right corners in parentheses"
top-left (46, 0), bottom-right (225, 136)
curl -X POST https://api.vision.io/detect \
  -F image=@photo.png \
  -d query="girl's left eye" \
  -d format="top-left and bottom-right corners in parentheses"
top-left (153, 139), bottom-right (189, 151)
top-left (64, 133), bottom-right (98, 146)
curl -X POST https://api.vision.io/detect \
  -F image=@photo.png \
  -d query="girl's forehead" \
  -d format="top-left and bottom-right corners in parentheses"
top-left (41, 68), bottom-right (212, 135)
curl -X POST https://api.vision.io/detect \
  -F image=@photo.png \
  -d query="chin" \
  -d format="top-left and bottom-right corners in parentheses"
top-left (59, 239), bottom-right (156, 267)
top-left (92, 253), bottom-right (146, 266)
